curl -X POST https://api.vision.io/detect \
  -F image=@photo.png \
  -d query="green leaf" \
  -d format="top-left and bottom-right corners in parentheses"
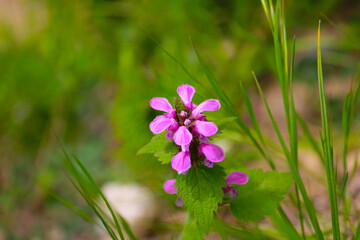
top-left (176, 165), bottom-right (226, 234)
top-left (230, 169), bottom-right (292, 222)
top-left (137, 131), bottom-right (179, 164)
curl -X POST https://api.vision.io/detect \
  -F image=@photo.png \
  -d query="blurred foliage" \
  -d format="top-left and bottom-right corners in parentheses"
top-left (0, 0), bottom-right (359, 238)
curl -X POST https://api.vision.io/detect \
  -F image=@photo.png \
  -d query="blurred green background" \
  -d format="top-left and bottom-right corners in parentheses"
top-left (0, 0), bottom-right (359, 239)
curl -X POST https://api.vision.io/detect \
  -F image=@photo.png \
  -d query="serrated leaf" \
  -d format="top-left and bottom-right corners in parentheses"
top-left (230, 169), bottom-right (292, 222)
top-left (176, 165), bottom-right (226, 234)
top-left (137, 131), bottom-right (179, 164)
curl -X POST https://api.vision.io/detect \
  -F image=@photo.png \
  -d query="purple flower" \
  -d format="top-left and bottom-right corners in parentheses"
top-left (177, 84), bottom-right (195, 108)
top-left (163, 179), bottom-right (184, 207)
top-left (192, 99), bottom-right (221, 117)
top-left (173, 126), bottom-right (193, 146)
top-left (149, 84), bottom-right (225, 174)
top-left (222, 171), bottom-right (249, 198)
top-left (193, 120), bottom-right (218, 137)
top-left (199, 143), bottom-right (225, 163)
top-left (163, 179), bottom-right (178, 194)
top-left (171, 151), bottom-right (191, 174)
top-left (149, 116), bottom-right (175, 134)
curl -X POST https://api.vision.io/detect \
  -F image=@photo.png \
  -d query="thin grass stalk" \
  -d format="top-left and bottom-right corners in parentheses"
top-left (296, 113), bottom-right (324, 164)
top-left (63, 161), bottom-right (119, 239)
top-left (273, 0), bottom-right (291, 136)
top-left (295, 186), bottom-right (306, 240)
top-left (355, 222), bottom-right (360, 240)
top-left (240, 78), bottom-right (301, 238)
top-left (317, 20), bottom-right (341, 240)
top-left (239, 81), bottom-right (276, 170)
top-left (59, 142), bottom-right (126, 240)
top-left (289, 37), bottom-right (306, 240)
top-left (252, 71), bottom-right (324, 239)
top-left (260, 0), bottom-right (274, 31)
top-left (72, 155), bottom-right (126, 240)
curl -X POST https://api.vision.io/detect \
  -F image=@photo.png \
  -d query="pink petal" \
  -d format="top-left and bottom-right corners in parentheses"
top-left (163, 179), bottom-right (177, 194)
top-left (229, 188), bottom-right (238, 198)
top-left (177, 84), bottom-right (195, 107)
top-left (171, 151), bottom-right (191, 174)
top-left (226, 171), bottom-right (249, 185)
top-left (198, 143), bottom-right (225, 162)
top-left (184, 119), bottom-right (191, 126)
top-left (222, 185), bottom-right (233, 194)
top-left (180, 111), bottom-right (187, 117)
top-left (198, 135), bottom-right (209, 143)
top-left (190, 103), bottom-right (197, 111)
top-left (173, 126), bottom-right (193, 146)
top-left (166, 130), bottom-right (174, 140)
top-left (176, 196), bottom-right (184, 207)
top-left (149, 116), bottom-right (173, 134)
top-left (181, 144), bottom-right (189, 152)
top-left (192, 99), bottom-right (220, 116)
top-left (168, 120), bottom-right (179, 132)
top-left (150, 97), bottom-right (174, 113)
top-left (164, 109), bottom-right (176, 118)
top-left (194, 120), bottom-right (218, 137)
top-left (204, 159), bottom-right (214, 168)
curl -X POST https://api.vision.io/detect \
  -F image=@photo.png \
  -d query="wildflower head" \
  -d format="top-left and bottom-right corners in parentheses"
top-left (149, 84), bottom-right (224, 174)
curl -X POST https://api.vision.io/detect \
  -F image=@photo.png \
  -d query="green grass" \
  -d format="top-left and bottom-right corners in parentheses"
top-left (317, 20), bottom-right (340, 240)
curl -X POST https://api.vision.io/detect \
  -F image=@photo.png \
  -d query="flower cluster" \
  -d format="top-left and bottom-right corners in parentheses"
top-left (149, 84), bottom-right (224, 174)
top-left (149, 84), bottom-right (248, 206)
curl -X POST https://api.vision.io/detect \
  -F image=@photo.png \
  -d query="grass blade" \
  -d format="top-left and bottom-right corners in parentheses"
top-left (317, 20), bottom-right (341, 240)
top-left (252, 71), bottom-right (323, 239)
top-left (61, 151), bottom-right (119, 239)
top-left (339, 171), bottom-right (348, 208)
top-left (354, 222), bottom-right (360, 240)
top-left (72, 155), bottom-right (126, 240)
top-left (47, 187), bottom-right (97, 225)
top-left (296, 113), bottom-right (324, 164)
top-left (239, 80), bottom-right (276, 170)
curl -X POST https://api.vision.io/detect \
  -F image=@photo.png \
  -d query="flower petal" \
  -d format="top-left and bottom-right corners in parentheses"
top-left (177, 84), bottom-right (195, 107)
top-left (171, 151), bottom-right (191, 174)
top-left (192, 99), bottom-right (220, 116)
top-left (226, 171), bottom-right (249, 185)
top-left (163, 179), bottom-right (177, 194)
top-left (194, 120), bottom-right (218, 137)
top-left (229, 188), bottom-right (238, 198)
top-left (150, 97), bottom-right (174, 112)
top-left (176, 196), bottom-right (184, 207)
top-left (204, 159), bottom-right (214, 168)
top-left (173, 126), bottom-right (193, 146)
top-left (168, 120), bottom-right (179, 132)
top-left (198, 143), bottom-right (225, 162)
top-left (166, 130), bottom-right (174, 140)
top-left (149, 116), bottom-right (173, 134)
top-left (181, 144), bottom-right (190, 152)
top-left (222, 185), bottom-right (233, 194)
